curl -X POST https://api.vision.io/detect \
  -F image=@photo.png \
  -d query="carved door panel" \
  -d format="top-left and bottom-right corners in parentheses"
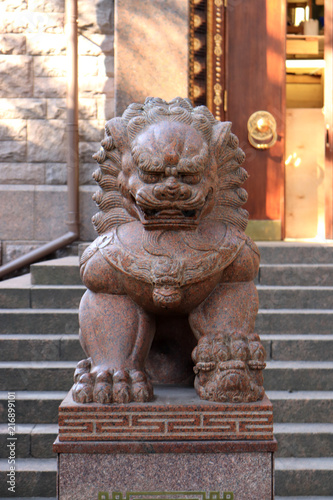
top-left (224, 1), bottom-right (286, 238)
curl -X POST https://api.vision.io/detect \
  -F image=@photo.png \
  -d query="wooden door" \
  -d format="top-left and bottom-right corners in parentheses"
top-left (223, 1), bottom-right (286, 239)
top-left (325, 0), bottom-right (333, 238)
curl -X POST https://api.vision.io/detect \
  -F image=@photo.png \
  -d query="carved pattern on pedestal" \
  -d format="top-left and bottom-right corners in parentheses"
top-left (59, 399), bottom-right (273, 441)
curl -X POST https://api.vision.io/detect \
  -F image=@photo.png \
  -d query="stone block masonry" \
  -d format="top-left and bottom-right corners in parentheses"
top-left (0, 0), bottom-right (115, 265)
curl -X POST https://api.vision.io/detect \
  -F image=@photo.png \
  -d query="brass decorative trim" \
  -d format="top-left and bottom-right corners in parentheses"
top-left (189, 0), bottom-right (195, 103)
top-left (98, 492), bottom-right (234, 500)
top-left (190, 0), bottom-right (225, 119)
top-left (212, 0), bottom-right (224, 120)
top-left (206, 0), bottom-right (213, 111)
top-left (189, 0), bottom-right (207, 106)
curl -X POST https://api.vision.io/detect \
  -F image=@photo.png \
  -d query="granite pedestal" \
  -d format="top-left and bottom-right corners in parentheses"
top-left (54, 386), bottom-right (276, 500)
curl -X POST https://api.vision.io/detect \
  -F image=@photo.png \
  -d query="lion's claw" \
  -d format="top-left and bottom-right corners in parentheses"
top-left (72, 360), bottom-right (153, 404)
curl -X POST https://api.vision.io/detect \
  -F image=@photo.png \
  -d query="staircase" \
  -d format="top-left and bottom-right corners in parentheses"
top-left (0, 257), bottom-right (83, 499)
top-left (0, 244), bottom-right (332, 499)
top-left (257, 243), bottom-right (333, 499)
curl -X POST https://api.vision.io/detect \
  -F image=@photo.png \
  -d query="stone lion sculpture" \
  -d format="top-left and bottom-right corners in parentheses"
top-left (73, 97), bottom-right (265, 405)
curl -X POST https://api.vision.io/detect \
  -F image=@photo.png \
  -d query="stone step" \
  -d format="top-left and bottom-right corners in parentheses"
top-left (259, 264), bottom-right (333, 286)
top-left (264, 361), bottom-right (333, 391)
top-left (276, 497), bottom-right (333, 500)
top-left (6, 280), bottom-right (333, 311)
top-left (0, 309), bottom-right (79, 334)
top-left (261, 334), bottom-right (333, 361)
top-left (0, 274), bottom-right (31, 309)
top-left (31, 257), bottom-right (80, 286)
top-left (257, 241), bottom-right (333, 264)
top-left (35, 242), bottom-right (333, 268)
top-left (274, 423), bottom-right (333, 458)
top-left (2, 307), bottom-right (333, 335)
top-left (256, 309), bottom-right (333, 335)
top-left (1, 360), bottom-right (332, 392)
top-left (0, 362), bottom-right (76, 392)
top-left (31, 285), bottom-right (85, 309)
top-left (0, 457), bottom-right (332, 499)
top-left (0, 458), bottom-right (56, 497)
top-left (0, 334), bottom-right (84, 362)
top-left (0, 390), bottom-right (331, 426)
top-left (0, 424), bottom-right (57, 459)
top-left (0, 360), bottom-right (332, 392)
top-left (0, 273), bottom-right (85, 310)
top-left (258, 285), bottom-right (333, 309)
top-left (267, 391), bottom-right (333, 424)
top-left (1, 333), bottom-right (331, 363)
top-left (0, 456), bottom-right (331, 498)
top-left (0, 391), bottom-right (67, 424)
top-left (2, 422), bottom-right (332, 460)
top-left (275, 457), bottom-right (333, 497)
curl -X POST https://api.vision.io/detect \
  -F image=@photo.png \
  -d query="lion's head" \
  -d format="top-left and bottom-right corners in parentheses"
top-left (91, 97), bottom-right (249, 235)
top-left (119, 120), bottom-right (216, 229)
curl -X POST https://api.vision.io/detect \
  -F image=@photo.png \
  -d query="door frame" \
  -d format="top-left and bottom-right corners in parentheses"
top-left (189, 0), bottom-right (333, 240)
top-left (325, 0), bottom-right (333, 238)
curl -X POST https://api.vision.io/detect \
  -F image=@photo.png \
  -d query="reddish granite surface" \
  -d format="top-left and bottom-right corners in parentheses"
top-left (58, 386), bottom-right (273, 442)
top-left (57, 451), bottom-right (274, 500)
top-left (54, 437), bottom-right (277, 454)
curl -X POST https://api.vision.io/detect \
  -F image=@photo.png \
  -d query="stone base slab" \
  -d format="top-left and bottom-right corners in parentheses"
top-left (56, 448), bottom-right (275, 500)
top-left (58, 387), bottom-right (273, 442)
top-left (53, 437), bottom-right (277, 455)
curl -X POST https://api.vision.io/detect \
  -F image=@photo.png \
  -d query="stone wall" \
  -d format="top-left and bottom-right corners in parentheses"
top-left (0, 0), bottom-right (115, 264)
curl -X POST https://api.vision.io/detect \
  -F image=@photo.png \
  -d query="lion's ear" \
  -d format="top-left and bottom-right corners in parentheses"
top-left (211, 121), bottom-right (232, 163)
top-left (206, 121), bottom-right (249, 232)
top-left (105, 117), bottom-right (129, 153)
top-left (91, 116), bottom-right (138, 235)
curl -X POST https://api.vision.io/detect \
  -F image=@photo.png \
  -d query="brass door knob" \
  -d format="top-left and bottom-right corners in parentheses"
top-left (247, 111), bottom-right (277, 149)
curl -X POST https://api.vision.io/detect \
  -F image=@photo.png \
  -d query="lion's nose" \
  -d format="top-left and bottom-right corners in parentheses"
top-left (153, 178), bottom-right (191, 201)
top-left (154, 183), bottom-right (180, 201)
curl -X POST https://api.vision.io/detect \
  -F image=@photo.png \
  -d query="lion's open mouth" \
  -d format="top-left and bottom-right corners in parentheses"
top-left (138, 207), bottom-right (200, 229)
top-left (143, 208), bottom-right (197, 218)
top-left (130, 187), bottom-right (213, 229)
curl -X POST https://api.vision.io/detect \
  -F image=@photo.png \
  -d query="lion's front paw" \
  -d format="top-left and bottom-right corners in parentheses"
top-left (192, 333), bottom-right (266, 403)
top-left (72, 359), bottom-right (154, 404)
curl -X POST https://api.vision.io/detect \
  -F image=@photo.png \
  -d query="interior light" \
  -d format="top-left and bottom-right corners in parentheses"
top-left (305, 6), bottom-right (310, 21)
top-left (316, 215), bottom-right (326, 241)
top-left (285, 155), bottom-right (292, 165)
top-left (295, 7), bottom-right (305, 26)
top-left (286, 60), bottom-right (326, 69)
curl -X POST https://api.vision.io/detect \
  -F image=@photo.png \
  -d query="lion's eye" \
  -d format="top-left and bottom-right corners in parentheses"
top-left (138, 171), bottom-right (161, 183)
top-left (152, 158), bottom-right (162, 168)
top-left (138, 154), bottom-right (151, 169)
